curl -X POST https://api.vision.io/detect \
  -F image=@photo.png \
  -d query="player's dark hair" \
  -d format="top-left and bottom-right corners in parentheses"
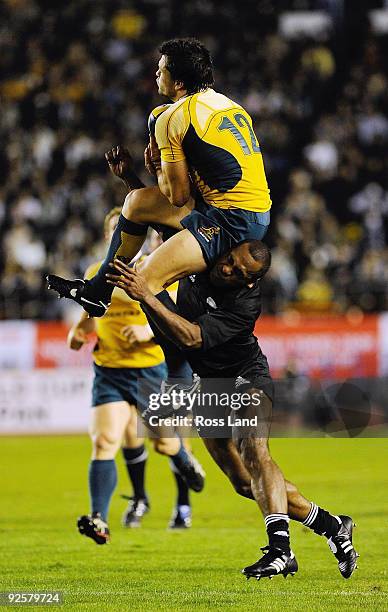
top-left (241, 240), bottom-right (271, 280)
top-left (159, 38), bottom-right (214, 94)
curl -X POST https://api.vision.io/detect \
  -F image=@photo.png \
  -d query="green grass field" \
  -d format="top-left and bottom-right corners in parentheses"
top-left (1, 436), bottom-right (388, 611)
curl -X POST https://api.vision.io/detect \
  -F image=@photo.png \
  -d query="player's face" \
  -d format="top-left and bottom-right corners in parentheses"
top-left (209, 243), bottom-right (264, 288)
top-left (156, 55), bottom-right (178, 99)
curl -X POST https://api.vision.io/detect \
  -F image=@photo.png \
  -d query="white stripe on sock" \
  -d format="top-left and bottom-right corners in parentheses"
top-left (125, 449), bottom-right (148, 465)
top-left (265, 513), bottom-right (290, 527)
top-left (265, 513), bottom-right (289, 519)
top-left (303, 502), bottom-right (318, 526)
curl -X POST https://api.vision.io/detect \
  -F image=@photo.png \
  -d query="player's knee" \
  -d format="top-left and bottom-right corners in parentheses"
top-left (135, 257), bottom-right (146, 275)
top-left (285, 480), bottom-right (298, 495)
top-left (152, 439), bottom-right (170, 455)
top-left (232, 479), bottom-right (254, 500)
top-left (135, 258), bottom-right (161, 287)
top-left (93, 432), bottom-right (119, 455)
top-left (122, 191), bottom-right (144, 223)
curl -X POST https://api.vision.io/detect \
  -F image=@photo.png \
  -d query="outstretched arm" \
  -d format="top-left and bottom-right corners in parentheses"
top-left (106, 260), bottom-right (202, 349)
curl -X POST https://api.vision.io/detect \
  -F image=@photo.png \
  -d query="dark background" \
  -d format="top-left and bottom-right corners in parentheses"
top-left (0, 0), bottom-right (388, 319)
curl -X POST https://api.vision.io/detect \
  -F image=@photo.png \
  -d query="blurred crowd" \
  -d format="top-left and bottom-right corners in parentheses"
top-left (1, 0), bottom-right (388, 319)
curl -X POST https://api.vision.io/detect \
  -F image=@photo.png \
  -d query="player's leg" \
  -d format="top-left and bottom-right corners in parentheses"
top-left (47, 185), bottom-right (195, 316)
top-left (89, 401), bottom-right (129, 514)
top-left (149, 433), bottom-right (205, 496)
top-left (204, 437), bottom-right (358, 578)
top-left (202, 438), bottom-right (254, 500)
top-left (136, 203), bottom-right (271, 295)
top-left (49, 189), bottom-right (264, 316)
top-left (121, 409), bottom-right (193, 528)
top-left (203, 439), bottom-right (323, 512)
top-left (138, 362), bottom-right (205, 494)
top-left (136, 229), bottom-right (207, 294)
top-left (151, 437), bottom-right (192, 529)
top-left (231, 389), bottom-right (297, 580)
top-left (121, 404), bottom-right (150, 528)
top-left (285, 479), bottom-right (359, 578)
top-left (86, 188), bottom-right (195, 302)
top-left (78, 400), bottom-right (130, 544)
top-left (168, 433), bottom-right (192, 529)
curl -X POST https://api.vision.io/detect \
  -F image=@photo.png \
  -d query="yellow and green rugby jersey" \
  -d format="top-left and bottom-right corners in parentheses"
top-left (85, 261), bottom-right (168, 369)
top-left (154, 89), bottom-right (271, 213)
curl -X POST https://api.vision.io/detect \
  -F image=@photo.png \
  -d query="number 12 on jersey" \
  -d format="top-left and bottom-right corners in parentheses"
top-left (218, 113), bottom-right (261, 155)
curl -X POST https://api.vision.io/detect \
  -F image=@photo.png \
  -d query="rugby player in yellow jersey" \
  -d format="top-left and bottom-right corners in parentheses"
top-left (68, 208), bottom-right (204, 545)
top-left (47, 38), bottom-right (272, 321)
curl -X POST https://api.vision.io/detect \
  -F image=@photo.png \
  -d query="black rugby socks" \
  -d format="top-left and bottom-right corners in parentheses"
top-left (265, 513), bottom-right (291, 554)
top-left (122, 445), bottom-right (148, 501)
top-left (302, 502), bottom-right (341, 538)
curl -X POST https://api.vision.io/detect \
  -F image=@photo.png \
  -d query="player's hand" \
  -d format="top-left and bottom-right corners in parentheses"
top-left (144, 144), bottom-right (157, 176)
top-left (149, 135), bottom-right (161, 163)
top-left (145, 135), bottom-right (162, 174)
top-left (105, 145), bottom-right (133, 181)
top-left (120, 324), bottom-right (153, 345)
top-left (106, 260), bottom-right (152, 302)
top-left (119, 325), bottom-right (137, 346)
top-left (67, 327), bottom-right (89, 351)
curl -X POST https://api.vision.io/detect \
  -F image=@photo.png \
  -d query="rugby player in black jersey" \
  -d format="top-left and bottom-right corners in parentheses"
top-left (105, 247), bottom-right (359, 582)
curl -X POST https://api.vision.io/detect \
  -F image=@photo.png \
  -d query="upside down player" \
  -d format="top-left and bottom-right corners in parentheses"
top-left (105, 249), bottom-right (359, 581)
top-left (68, 208), bottom-right (204, 544)
top-left (47, 38), bottom-right (272, 323)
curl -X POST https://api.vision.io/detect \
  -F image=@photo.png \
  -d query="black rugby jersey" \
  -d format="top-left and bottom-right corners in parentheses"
top-left (176, 273), bottom-right (270, 381)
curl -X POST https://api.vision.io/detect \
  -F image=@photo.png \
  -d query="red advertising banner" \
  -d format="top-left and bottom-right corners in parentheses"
top-left (255, 314), bottom-right (379, 379)
top-left (34, 322), bottom-right (94, 368)
top-left (0, 316), bottom-right (382, 379)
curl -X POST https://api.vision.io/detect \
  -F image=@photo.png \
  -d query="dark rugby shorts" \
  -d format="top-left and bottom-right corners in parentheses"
top-left (190, 368), bottom-right (274, 439)
top-left (234, 366), bottom-right (274, 403)
top-left (181, 198), bottom-right (270, 266)
top-left (92, 362), bottom-right (167, 407)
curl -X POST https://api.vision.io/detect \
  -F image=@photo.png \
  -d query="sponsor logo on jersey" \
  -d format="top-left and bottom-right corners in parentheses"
top-left (206, 297), bottom-right (217, 309)
top-left (235, 376), bottom-right (251, 388)
top-left (197, 225), bottom-right (220, 242)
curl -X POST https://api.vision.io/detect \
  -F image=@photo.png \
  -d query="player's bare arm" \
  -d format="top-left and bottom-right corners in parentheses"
top-left (144, 143), bottom-right (157, 177)
top-left (67, 310), bottom-right (95, 350)
top-left (156, 159), bottom-right (192, 208)
top-left (120, 323), bottom-right (154, 345)
top-left (146, 135), bottom-right (192, 208)
top-left (106, 260), bottom-right (202, 349)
